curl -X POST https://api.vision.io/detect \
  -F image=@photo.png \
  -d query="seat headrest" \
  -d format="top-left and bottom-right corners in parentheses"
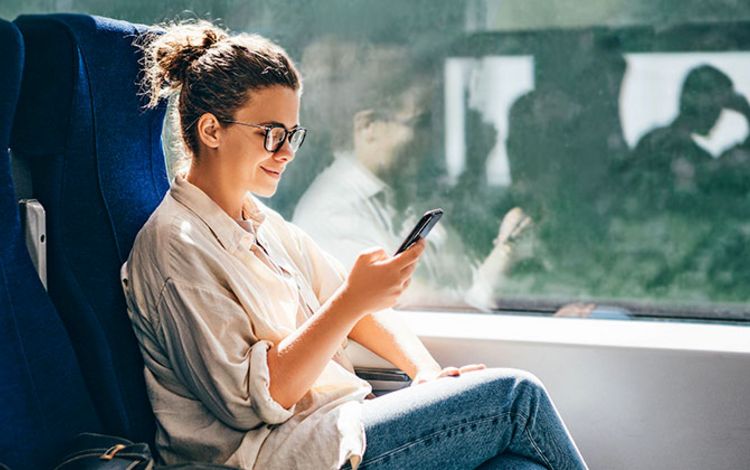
top-left (12, 15), bottom-right (157, 157)
top-left (11, 16), bottom-right (75, 156)
top-left (0, 18), bottom-right (23, 152)
top-left (0, 18), bottom-right (24, 230)
top-left (12, 14), bottom-right (168, 261)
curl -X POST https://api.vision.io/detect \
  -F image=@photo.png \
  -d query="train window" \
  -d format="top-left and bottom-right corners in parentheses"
top-left (5, 0), bottom-right (749, 323)
top-left (435, 27), bottom-right (750, 323)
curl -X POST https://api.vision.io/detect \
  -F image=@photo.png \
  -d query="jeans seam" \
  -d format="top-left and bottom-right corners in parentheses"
top-left (360, 412), bottom-right (512, 468)
top-left (524, 427), bottom-right (554, 469)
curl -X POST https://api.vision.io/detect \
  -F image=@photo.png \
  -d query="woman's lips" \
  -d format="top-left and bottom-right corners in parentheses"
top-left (261, 166), bottom-right (281, 179)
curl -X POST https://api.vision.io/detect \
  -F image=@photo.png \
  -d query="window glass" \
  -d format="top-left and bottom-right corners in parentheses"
top-left (5, 0), bottom-right (749, 322)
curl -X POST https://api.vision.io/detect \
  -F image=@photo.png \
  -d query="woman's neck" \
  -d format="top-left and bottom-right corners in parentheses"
top-left (186, 164), bottom-right (245, 220)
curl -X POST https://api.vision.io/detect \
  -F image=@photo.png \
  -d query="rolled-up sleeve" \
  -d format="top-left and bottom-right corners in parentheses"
top-left (247, 339), bottom-right (297, 423)
top-left (157, 279), bottom-right (295, 430)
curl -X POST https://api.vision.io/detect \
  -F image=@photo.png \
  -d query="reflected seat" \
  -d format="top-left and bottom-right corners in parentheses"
top-left (0, 17), bottom-right (100, 470)
top-left (11, 14), bottom-right (169, 447)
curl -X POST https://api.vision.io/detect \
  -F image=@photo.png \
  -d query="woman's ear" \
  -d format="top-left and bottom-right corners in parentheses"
top-left (197, 113), bottom-right (223, 149)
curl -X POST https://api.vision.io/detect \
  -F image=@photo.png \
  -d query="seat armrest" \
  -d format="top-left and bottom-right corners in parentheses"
top-left (19, 198), bottom-right (47, 290)
top-left (346, 340), bottom-right (412, 395)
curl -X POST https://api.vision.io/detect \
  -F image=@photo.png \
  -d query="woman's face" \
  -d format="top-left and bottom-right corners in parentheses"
top-left (218, 85), bottom-right (301, 197)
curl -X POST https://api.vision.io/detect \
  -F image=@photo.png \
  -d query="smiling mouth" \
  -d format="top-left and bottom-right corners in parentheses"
top-left (261, 166), bottom-right (282, 179)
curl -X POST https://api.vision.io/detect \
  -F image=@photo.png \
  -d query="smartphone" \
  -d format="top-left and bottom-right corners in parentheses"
top-left (394, 208), bottom-right (443, 255)
top-left (354, 367), bottom-right (412, 396)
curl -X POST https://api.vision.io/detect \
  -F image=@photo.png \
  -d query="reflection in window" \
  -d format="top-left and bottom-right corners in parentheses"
top-left (621, 53), bottom-right (750, 154)
top-left (438, 41), bottom-right (750, 320)
top-left (444, 56), bottom-right (535, 187)
top-left (7, 0), bottom-right (747, 321)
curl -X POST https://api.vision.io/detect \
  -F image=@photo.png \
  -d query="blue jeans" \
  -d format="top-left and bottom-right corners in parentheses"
top-left (344, 368), bottom-right (587, 470)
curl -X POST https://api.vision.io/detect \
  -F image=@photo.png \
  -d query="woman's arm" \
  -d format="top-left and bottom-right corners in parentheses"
top-left (347, 310), bottom-right (440, 380)
top-left (267, 242), bottom-right (425, 409)
top-left (267, 290), bottom-right (361, 409)
top-left (347, 311), bottom-right (486, 385)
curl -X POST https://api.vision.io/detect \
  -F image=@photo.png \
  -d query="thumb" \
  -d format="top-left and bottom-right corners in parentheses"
top-left (358, 246), bottom-right (388, 263)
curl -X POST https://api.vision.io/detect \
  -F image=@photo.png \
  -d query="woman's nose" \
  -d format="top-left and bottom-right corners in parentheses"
top-left (273, 138), bottom-right (295, 162)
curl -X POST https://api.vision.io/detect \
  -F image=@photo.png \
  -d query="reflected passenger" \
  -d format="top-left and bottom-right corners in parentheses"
top-left (122, 21), bottom-right (588, 470)
top-left (705, 90), bottom-right (750, 198)
top-left (626, 65), bottom-right (736, 208)
top-left (293, 44), bottom-right (530, 310)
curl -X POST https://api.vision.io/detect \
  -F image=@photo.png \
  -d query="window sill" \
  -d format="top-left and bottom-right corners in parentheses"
top-left (347, 309), bottom-right (750, 368)
top-left (396, 310), bottom-right (750, 354)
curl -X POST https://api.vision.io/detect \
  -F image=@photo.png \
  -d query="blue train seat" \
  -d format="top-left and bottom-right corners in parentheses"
top-left (0, 17), bottom-right (100, 470)
top-left (11, 14), bottom-right (169, 446)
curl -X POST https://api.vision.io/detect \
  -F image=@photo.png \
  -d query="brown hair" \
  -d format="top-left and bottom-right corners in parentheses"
top-left (141, 20), bottom-right (301, 157)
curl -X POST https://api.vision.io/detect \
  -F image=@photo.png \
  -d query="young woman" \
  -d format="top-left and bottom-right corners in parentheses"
top-left (121, 20), bottom-right (588, 470)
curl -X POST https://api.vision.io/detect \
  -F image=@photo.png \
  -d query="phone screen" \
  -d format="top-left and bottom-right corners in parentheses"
top-left (394, 208), bottom-right (444, 255)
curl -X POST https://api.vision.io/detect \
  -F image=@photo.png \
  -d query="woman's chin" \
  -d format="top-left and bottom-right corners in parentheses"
top-left (253, 184), bottom-right (278, 198)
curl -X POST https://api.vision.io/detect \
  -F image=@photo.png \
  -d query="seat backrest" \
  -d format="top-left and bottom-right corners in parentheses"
top-left (11, 14), bottom-right (169, 445)
top-left (0, 17), bottom-right (100, 470)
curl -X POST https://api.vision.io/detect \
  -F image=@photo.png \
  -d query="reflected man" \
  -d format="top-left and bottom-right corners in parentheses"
top-left (293, 41), bottom-right (525, 309)
top-left (626, 65), bottom-right (736, 209)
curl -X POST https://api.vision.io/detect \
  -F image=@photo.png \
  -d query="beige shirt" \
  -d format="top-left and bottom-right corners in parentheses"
top-left (121, 175), bottom-right (371, 469)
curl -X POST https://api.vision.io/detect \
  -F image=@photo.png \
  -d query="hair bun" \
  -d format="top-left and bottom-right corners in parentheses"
top-left (141, 20), bottom-right (229, 106)
top-left (201, 27), bottom-right (224, 50)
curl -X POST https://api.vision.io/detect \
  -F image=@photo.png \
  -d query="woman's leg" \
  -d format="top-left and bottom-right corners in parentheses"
top-left (476, 453), bottom-right (548, 470)
top-left (349, 368), bottom-right (587, 470)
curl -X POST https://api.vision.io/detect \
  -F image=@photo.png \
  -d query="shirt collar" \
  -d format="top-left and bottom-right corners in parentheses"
top-left (332, 151), bottom-right (388, 199)
top-left (169, 175), bottom-right (266, 253)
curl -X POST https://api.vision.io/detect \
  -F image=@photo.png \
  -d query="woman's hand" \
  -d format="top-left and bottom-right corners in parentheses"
top-left (339, 239), bottom-right (426, 320)
top-left (412, 363), bottom-right (487, 386)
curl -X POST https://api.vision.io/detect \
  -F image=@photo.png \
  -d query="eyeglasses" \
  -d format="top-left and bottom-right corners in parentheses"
top-left (221, 120), bottom-right (308, 153)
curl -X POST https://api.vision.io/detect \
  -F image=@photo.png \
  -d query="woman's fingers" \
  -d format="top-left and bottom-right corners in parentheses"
top-left (435, 364), bottom-right (486, 380)
top-left (412, 364), bottom-right (489, 387)
top-left (357, 246), bottom-right (388, 264)
top-left (400, 263), bottom-right (417, 276)
top-left (437, 366), bottom-right (461, 378)
top-left (392, 239), bottom-right (426, 267)
top-left (413, 364), bottom-right (489, 387)
top-left (458, 364), bottom-right (486, 374)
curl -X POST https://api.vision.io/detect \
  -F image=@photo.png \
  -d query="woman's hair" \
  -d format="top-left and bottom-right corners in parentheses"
top-left (141, 20), bottom-right (301, 158)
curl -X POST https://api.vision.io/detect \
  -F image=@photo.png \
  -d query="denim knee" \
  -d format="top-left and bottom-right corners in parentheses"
top-left (511, 369), bottom-right (545, 390)
top-left (481, 368), bottom-right (548, 409)
top-left (485, 368), bottom-right (545, 390)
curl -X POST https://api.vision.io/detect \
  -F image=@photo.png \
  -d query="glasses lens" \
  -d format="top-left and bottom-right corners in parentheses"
top-left (289, 128), bottom-right (307, 151)
top-left (266, 127), bottom-right (287, 152)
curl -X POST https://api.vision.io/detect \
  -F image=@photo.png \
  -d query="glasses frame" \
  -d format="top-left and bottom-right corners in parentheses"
top-left (221, 120), bottom-right (308, 153)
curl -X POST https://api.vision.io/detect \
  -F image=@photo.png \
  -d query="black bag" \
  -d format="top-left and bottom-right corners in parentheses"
top-left (54, 433), bottom-right (153, 470)
top-left (53, 433), bottom-right (242, 470)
